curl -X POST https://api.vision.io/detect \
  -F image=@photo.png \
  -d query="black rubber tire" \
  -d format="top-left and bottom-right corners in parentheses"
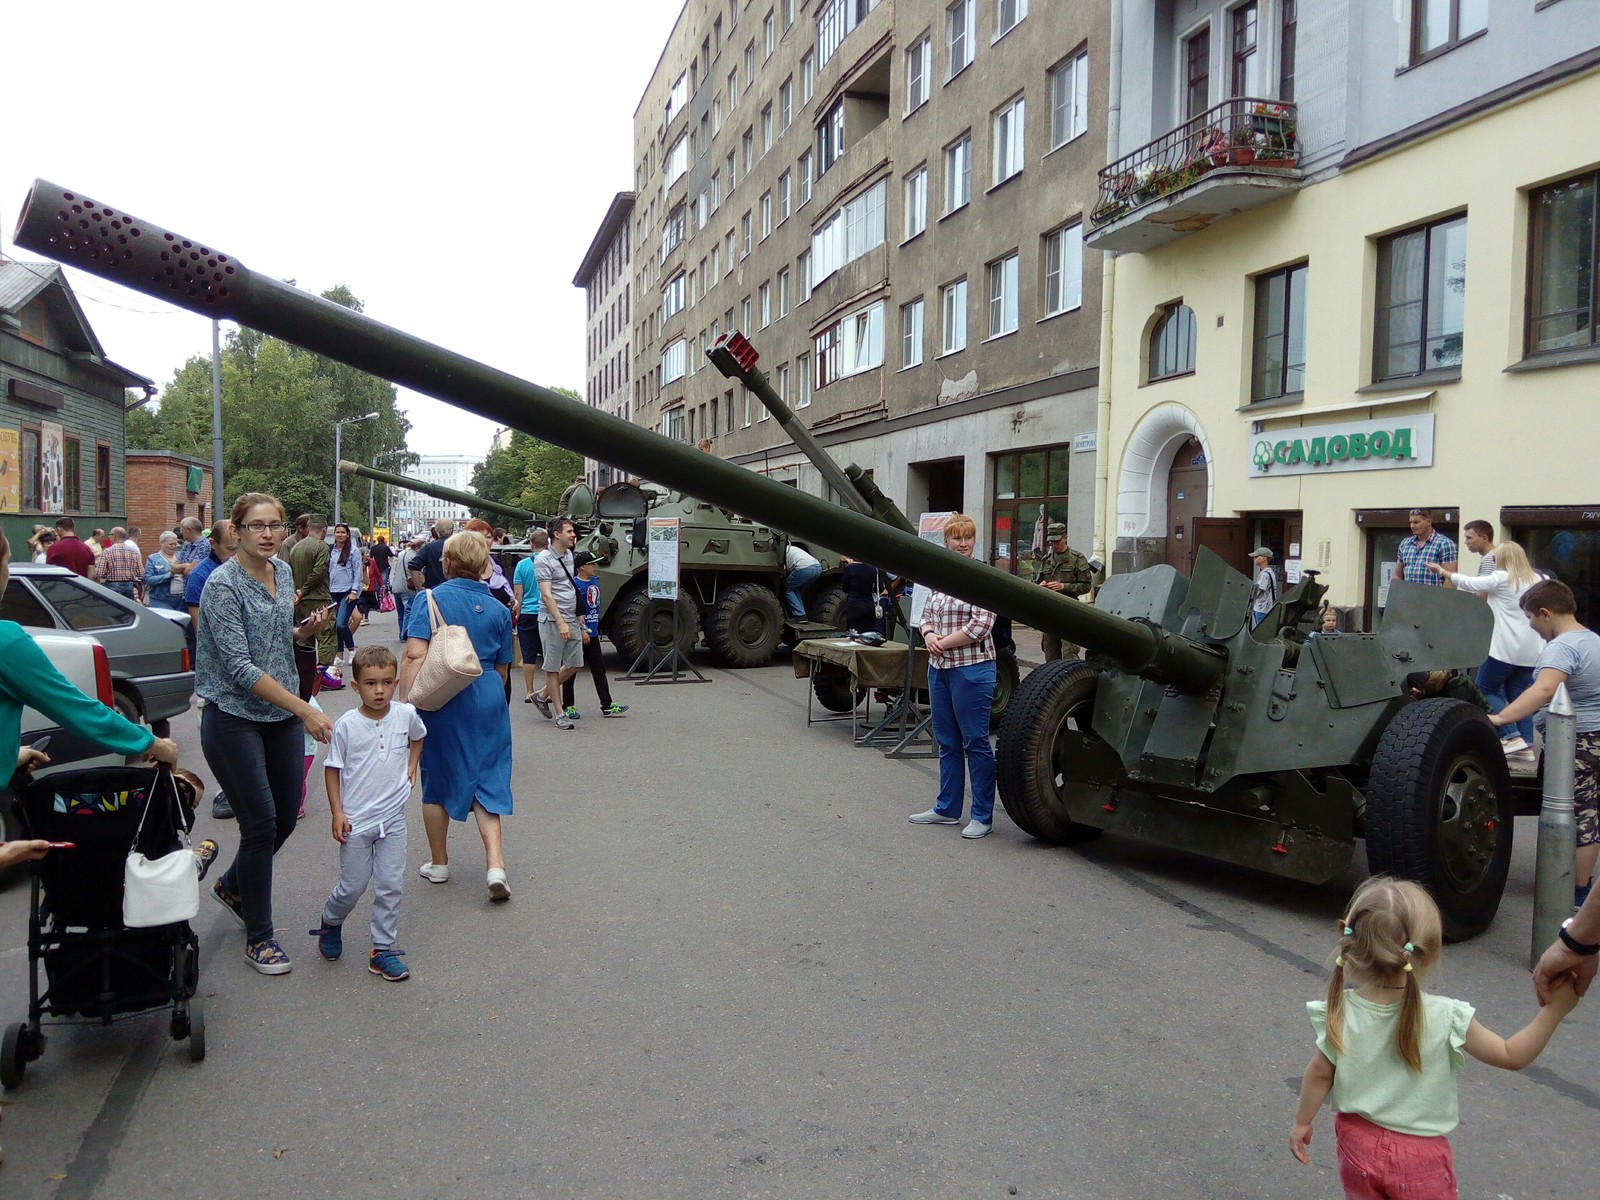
top-left (2, 1021), bottom-right (25, 1090)
top-left (613, 588), bottom-right (700, 662)
top-left (989, 651), bottom-right (1021, 736)
top-left (706, 583), bottom-right (785, 668)
top-left (996, 660), bottom-right (1106, 844)
top-left (812, 666), bottom-right (866, 713)
top-left (1365, 698), bottom-right (1515, 942)
top-left (808, 582), bottom-right (847, 630)
top-left (188, 996), bottom-right (206, 1062)
top-left (112, 689), bottom-right (142, 726)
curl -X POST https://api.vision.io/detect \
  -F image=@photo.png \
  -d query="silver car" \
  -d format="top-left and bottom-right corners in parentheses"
top-left (2, 564), bottom-right (195, 737)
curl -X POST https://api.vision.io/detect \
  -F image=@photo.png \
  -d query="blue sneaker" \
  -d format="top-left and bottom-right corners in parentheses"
top-left (311, 920), bottom-right (342, 961)
top-left (601, 703), bottom-right (630, 717)
top-left (369, 947), bottom-right (410, 981)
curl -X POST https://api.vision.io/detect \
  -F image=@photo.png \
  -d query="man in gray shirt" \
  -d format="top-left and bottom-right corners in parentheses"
top-left (533, 518), bottom-right (581, 729)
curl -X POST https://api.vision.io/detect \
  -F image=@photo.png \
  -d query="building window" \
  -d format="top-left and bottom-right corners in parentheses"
top-left (742, 296), bottom-right (752, 330)
top-left (1049, 51), bottom-right (1089, 149)
top-left (63, 436), bottom-right (81, 511)
top-left (1279, 0), bottom-right (1297, 101)
top-left (729, 67), bottom-right (740, 110)
top-left (662, 339), bottom-right (688, 385)
top-left (1528, 171), bottom-right (1598, 355)
top-left (725, 231), bottom-right (735, 273)
top-left (764, 9), bottom-right (775, 57)
top-left (1149, 302), bottom-right (1197, 381)
top-left (902, 297), bottom-right (925, 367)
top-left (662, 272), bottom-right (687, 319)
top-left (1410, 0), bottom-right (1487, 64)
top-left (907, 36), bottom-right (932, 112)
top-left (1252, 262), bottom-right (1308, 401)
top-left (665, 134), bottom-right (689, 186)
top-left (818, 99), bottom-right (846, 175)
top-left (797, 354), bottom-right (812, 406)
top-left (988, 252), bottom-right (1019, 337)
top-left (746, 40), bottom-right (756, 85)
top-left (992, 96), bottom-right (1026, 184)
top-left (761, 191), bottom-right (773, 238)
top-left (666, 72), bottom-right (690, 124)
top-left (799, 151), bottom-right (814, 205)
top-left (725, 390), bottom-right (736, 432)
top-left (944, 134), bottom-right (972, 213)
top-left (812, 178), bottom-right (887, 284)
top-left (1043, 223), bottom-right (1084, 316)
top-left (996, 0), bottom-right (1027, 39)
top-left (802, 51), bottom-right (815, 102)
top-left (778, 267), bottom-right (791, 316)
top-left (1184, 26), bottom-right (1211, 121)
top-left (776, 363), bottom-right (790, 413)
top-left (904, 166), bottom-right (928, 240)
top-left (661, 203), bottom-right (687, 261)
top-left (727, 149), bottom-right (737, 193)
top-left (743, 127), bottom-right (755, 171)
top-left (1373, 214), bottom-right (1467, 381)
top-left (762, 104), bottom-right (774, 153)
top-left (799, 249), bottom-right (813, 300)
top-left (818, 0), bottom-right (882, 67)
top-left (947, 0), bottom-right (975, 77)
top-left (783, 0), bottom-right (794, 28)
top-left (20, 428), bottom-right (40, 511)
top-left (813, 299), bottom-right (886, 387)
top-left (760, 281), bottom-right (772, 328)
top-left (1230, 2), bottom-right (1259, 97)
top-left (941, 278), bottom-right (969, 353)
top-left (742, 211), bottom-right (752, 256)
top-left (663, 408), bottom-right (685, 441)
top-left (96, 443), bottom-right (111, 512)
top-left (778, 172), bottom-right (792, 222)
top-left (780, 78), bottom-right (793, 130)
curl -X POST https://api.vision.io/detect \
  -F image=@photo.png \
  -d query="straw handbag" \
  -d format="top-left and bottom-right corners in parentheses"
top-left (409, 589), bottom-right (482, 710)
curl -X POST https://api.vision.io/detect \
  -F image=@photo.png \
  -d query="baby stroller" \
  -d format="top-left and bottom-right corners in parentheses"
top-left (3, 764), bottom-right (205, 1088)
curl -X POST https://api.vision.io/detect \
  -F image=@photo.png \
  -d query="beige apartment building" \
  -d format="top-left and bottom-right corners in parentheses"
top-left (575, 192), bottom-right (637, 490)
top-left (624, 0), bottom-right (1110, 577)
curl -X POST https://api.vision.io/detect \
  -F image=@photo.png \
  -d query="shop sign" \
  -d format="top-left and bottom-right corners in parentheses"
top-left (1247, 415), bottom-right (1433, 479)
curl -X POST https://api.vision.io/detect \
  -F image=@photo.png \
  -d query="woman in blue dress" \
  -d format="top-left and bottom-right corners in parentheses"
top-left (398, 530), bottom-right (516, 902)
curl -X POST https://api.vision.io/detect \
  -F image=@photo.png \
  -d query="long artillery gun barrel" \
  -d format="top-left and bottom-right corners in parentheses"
top-left (13, 179), bottom-right (1222, 692)
top-left (338, 459), bottom-right (542, 526)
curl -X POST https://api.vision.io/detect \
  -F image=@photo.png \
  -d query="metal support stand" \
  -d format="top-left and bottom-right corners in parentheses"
top-left (625, 598), bottom-right (709, 685)
top-left (1532, 684), bottom-right (1576, 970)
top-left (855, 634), bottom-right (934, 758)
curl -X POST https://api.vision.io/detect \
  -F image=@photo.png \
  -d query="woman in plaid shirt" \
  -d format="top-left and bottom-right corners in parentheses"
top-left (909, 514), bottom-right (998, 839)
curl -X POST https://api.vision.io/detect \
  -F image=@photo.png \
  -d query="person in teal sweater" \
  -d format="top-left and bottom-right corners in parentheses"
top-left (0, 528), bottom-right (179, 869)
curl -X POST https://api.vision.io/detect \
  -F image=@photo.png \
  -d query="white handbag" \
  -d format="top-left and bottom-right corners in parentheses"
top-left (409, 589), bottom-right (482, 711)
top-left (123, 769), bottom-right (199, 928)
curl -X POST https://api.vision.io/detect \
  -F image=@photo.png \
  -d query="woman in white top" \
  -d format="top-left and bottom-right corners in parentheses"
top-left (1429, 541), bottom-right (1542, 757)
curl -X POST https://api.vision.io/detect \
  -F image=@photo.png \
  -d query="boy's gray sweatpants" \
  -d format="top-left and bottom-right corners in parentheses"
top-left (322, 816), bottom-right (406, 949)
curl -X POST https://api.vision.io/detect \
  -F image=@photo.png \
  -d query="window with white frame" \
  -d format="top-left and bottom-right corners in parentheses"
top-left (796, 353), bottom-right (812, 406)
top-left (743, 127), bottom-right (754, 171)
top-left (783, 0), bottom-right (794, 28)
top-left (725, 231), bottom-right (735, 273)
top-left (742, 296), bottom-right (752, 330)
top-left (726, 149), bottom-right (737, 192)
top-left (818, 0), bottom-right (882, 69)
top-left (799, 152), bottom-right (814, 204)
top-left (729, 67), bottom-right (740, 109)
top-left (993, 96), bottom-right (1025, 184)
top-left (988, 252), bottom-right (1019, 337)
top-left (744, 388), bottom-right (753, 426)
top-left (778, 267), bottom-right (791, 315)
top-left (904, 166), bottom-right (928, 239)
top-left (996, 0), bottom-right (1027, 38)
top-left (811, 178), bottom-right (887, 284)
top-left (764, 9), bottom-right (775, 57)
top-left (666, 73), bottom-right (690, 123)
top-left (906, 36), bottom-right (932, 113)
top-left (746, 40), bottom-right (756, 85)
top-left (941, 278), bottom-right (968, 353)
top-left (814, 299), bottom-right (886, 387)
top-left (776, 363), bottom-right (790, 412)
top-left (761, 191), bottom-right (773, 238)
top-left (662, 407), bottom-right (685, 440)
top-left (661, 203), bottom-right (687, 261)
top-left (799, 249), bottom-right (813, 299)
top-left (780, 78), bottom-right (793, 130)
top-left (944, 135), bottom-right (972, 213)
top-left (762, 104), bottom-right (774, 153)
top-left (901, 297), bottom-right (925, 367)
top-left (665, 134), bottom-right (689, 186)
top-left (661, 338), bottom-right (688, 384)
top-left (779, 171), bottom-right (792, 222)
top-left (713, 97), bottom-right (723, 136)
top-left (818, 99), bottom-right (846, 176)
top-left (947, 0), bottom-right (975, 77)
top-left (1050, 50), bottom-right (1089, 148)
top-left (1043, 223), bottom-right (1084, 316)
top-left (760, 281), bottom-right (772, 327)
top-left (742, 211), bottom-right (752, 256)
top-left (711, 242), bottom-right (721, 280)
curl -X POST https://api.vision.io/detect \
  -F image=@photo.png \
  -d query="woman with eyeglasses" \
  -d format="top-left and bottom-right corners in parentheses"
top-left (196, 493), bottom-right (335, 976)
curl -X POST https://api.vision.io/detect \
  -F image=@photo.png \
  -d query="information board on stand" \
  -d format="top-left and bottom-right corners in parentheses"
top-left (647, 518), bottom-right (680, 599)
top-left (908, 512), bottom-right (954, 627)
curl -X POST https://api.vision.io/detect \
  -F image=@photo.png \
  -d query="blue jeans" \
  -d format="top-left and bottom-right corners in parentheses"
top-left (393, 591), bottom-right (410, 642)
top-left (105, 581), bottom-right (137, 599)
top-left (335, 595), bottom-right (359, 654)
top-left (929, 660), bottom-right (997, 824)
top-left (147, 588), bottom-right (183, 611)
top-left (1478, 656), bottom-right (1535, 745)
top-left (784, 563), bottom-right (822, 618)
top-left (202, 705), bottom-right (304, 943)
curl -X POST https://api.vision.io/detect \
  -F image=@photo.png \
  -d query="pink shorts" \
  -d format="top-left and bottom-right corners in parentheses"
top-left (1334, 1112), bottom-right (1457, 1199)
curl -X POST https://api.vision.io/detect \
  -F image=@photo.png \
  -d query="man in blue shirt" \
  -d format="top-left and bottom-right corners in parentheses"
top-left (1392, 508), bottom-right (1458, 587)
top-left (571, 551), bottom-right (628, 719)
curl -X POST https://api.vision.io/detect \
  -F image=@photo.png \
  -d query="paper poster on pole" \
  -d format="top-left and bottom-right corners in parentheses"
top-left (647, 517), bottom-right (681, 601)
top-left (0, 428), bottom-right (18, 513)
top-left (39, 421), bottom-right (64, 514)
top-left (909, 511), bottom-right (953, 627)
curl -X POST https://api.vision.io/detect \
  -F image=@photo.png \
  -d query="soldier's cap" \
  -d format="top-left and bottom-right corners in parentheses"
top-left (572, 550), bottom-right (600, 568)
top-left (1047, 522), bottom-right (1068, 538)
top-left (1251, 545), bottom-right (1274, 560)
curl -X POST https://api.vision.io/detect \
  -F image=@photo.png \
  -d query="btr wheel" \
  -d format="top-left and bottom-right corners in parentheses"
top-left (812, 665), bottom-right (865, 713)
top-left (2, 1022), bottom-right (26, 1090)
top-left (707, 583), bottom-right (784, 668)
top-left (1365, 698), bottom-right (1514, 942)
top-left (614, 588), bottom-right (700, 662)
top-left (808, 583), bottom-right (847, 630)
top-left (996, 660), bottom-right (1107, 845)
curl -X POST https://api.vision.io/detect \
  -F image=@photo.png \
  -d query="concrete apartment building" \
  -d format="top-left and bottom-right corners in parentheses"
top-left (393, 453), bottom-right (483, 530)
top-left (1089, 0), bottom-right (1600, 625)
top-left (575, 192), bottom-right (637, 490)
top-left (627, 0), bottom-right (1109, 577)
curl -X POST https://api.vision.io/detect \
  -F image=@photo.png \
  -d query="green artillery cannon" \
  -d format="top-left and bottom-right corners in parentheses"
top-left (337, 459), bottom-right (543, 528)
top-left (15, 180), bottom-right (1513, 938)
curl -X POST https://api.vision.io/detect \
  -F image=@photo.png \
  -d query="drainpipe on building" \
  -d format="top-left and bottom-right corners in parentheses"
top-left (1092, 0), bottom-right (1124, 570)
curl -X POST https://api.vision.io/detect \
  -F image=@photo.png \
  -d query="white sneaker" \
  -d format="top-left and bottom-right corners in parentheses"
top-left (1501, 735), bottom-right (1530, 754)
top-left (487, 868), bottom-right (511, 902)
top-left (419, 862), bottom-right (449, 884)
top-left (908, 809), bottom-right (960, 825)
top-left (961, 820), bottom-right (993, 839)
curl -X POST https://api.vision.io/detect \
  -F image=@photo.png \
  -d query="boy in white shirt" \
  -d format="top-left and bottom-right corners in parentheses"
top-left (310, 644), bottom-right (426, 981)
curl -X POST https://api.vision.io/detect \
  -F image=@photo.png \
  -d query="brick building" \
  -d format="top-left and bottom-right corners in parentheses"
top-left (125, 450), bottom-right (215, 539)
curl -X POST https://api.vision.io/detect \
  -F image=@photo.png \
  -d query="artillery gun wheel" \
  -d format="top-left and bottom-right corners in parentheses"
top-left (707, 583), bottom-right (785, 668)
top-left (1365, 698), bottom-right (1514, 942)
top-left (613, 588), bottom-right (700, 662)
top-left (813, 665), bottom-right (866, 713)
top-left (809, 583), bottom-right (847, 630)
top-left (996, 660), bottom-right (1105, 845)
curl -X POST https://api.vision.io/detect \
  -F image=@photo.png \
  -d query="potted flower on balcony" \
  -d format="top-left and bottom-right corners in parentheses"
top-left (1228, 124), bottom-right (1260, 166)
top-left (1255, 122), bottom-right (1299, 169)
top-left (1201, 126), bottom-right (1230, 168)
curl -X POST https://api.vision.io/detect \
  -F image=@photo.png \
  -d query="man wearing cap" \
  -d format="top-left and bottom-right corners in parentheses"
top-left (1391, 508), bottom-right (1458, 587)
top-left (1035, 522), bottom-right (1093, 661)
top-left (1250, 546), bottom-right (1279, 629)
top-left (571, 550), bottom-right (629, 718)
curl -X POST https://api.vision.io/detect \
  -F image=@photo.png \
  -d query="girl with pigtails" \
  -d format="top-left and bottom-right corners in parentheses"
top-left (1290, 876), bottom-right (1581, 1198)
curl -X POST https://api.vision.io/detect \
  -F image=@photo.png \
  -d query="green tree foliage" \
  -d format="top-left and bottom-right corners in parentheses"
top-left (469, 395), bottom-right (585, 522)
top-left (125, 285), bottom-right (410, 519)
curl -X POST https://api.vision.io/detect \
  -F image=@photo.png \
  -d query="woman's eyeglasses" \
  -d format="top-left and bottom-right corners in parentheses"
top-left (242, 522), bottom-right (287, 534)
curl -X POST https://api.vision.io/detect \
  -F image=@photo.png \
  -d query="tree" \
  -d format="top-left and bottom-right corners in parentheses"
top-left (469, 395), bottom-right (585, 522)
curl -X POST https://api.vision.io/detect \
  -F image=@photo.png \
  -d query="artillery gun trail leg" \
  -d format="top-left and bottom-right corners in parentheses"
top-left (997, 661), bottom-right (1106, 844)
top-left (707, 583), bottom-right (785, 668)
top-left (1365, 698), bottom-right (1515, 942)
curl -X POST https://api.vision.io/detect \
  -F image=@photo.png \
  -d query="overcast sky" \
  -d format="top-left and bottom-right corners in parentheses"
top-left (2, 2), bottom-right (681, 457)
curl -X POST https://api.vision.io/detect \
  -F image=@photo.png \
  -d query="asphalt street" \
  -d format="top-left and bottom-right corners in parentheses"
top-left (1, 608), bottom-right (1595, 1199)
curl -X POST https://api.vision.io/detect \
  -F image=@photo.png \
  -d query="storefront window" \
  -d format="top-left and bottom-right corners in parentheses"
top-left (990, 445), bottom-right (1071, 579)
top-left (1513, 520), bottom-right (1600, 628)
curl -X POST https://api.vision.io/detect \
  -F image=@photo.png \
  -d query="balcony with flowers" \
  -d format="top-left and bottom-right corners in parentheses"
top-left (1086, 99), bottom-right (1303, 253)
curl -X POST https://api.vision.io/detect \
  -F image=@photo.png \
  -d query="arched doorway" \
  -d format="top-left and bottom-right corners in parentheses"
top-left (1113, 404), bottom-right (1213, 574)
top-left (1165, 437), bottom-right (1207, 572)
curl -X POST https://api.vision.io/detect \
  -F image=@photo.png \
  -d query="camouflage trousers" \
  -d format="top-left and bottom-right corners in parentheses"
top-left (1040, 633), bottom-right (1080, 663)
top-left (1575, 729), bottom-right (1600, 849)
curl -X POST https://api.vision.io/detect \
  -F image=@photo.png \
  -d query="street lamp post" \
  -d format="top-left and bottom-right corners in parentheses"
top-left (333, 412), bottom-right (378, 526)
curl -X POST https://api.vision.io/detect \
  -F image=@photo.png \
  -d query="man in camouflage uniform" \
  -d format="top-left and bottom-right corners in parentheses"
top-left (1036, 521), bottom-right (1093, 661)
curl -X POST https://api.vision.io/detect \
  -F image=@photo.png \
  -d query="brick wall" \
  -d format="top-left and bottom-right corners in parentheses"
top-left (125, 452), bottom-right (214, 541)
